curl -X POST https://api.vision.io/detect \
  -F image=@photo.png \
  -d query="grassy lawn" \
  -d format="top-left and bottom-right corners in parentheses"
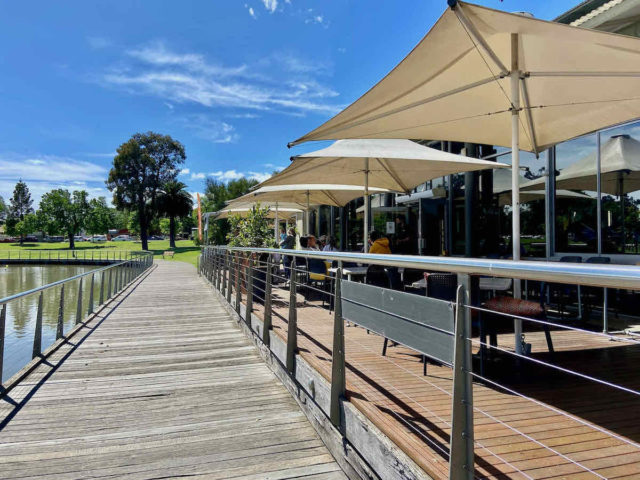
top-left (0, 239), bottom-right (201, 267)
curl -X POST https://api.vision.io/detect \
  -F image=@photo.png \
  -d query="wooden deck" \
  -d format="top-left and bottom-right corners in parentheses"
top-left (248, 283), bottom-right (640, 480)
top-left (0, 261), bottom-right (347, 480)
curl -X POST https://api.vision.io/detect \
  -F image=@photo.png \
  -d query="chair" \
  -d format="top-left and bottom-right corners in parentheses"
top-left (403, 268), bottom-right (425, 286)
top-left (305, 257), bottom-right (330, 306)
top-left (386, 267), bottom-right (403, 291)
top-left (425, 273), bottom-right (457, 302)
top-left (583, 256), bottom-right (612, 320)
top-left (365, 265), bottom-right (389, 288)
top-left (543, 256), bottom-right (582, 319)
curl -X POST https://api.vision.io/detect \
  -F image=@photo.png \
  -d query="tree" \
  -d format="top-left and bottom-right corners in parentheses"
top-left (0, 195), bottom-right (6, 223)
top-left (106, 132), bottom-right (186, 250)
top-left (86, 197), bottom-right (116, 235)
top-left (6, 180), bottom-right (34, 243)
top-left (226, 204), bottom-right (277, 248)
top-left (39, 189), bottom-right (90, 249)
top-left (14, 213), bottom-right (39, 241)
top-left (157, 181), bottom-right (193, 248)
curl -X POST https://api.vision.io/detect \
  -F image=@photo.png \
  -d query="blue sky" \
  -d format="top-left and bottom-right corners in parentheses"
top-left (0, 0), bottom-right (578, 206)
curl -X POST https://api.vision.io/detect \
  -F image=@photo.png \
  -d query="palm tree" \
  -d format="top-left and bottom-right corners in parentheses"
top-left (157, 181), bottom-right (193, 248)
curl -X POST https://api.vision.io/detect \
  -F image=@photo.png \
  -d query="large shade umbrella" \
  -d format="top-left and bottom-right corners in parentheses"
top-left (230, 184), bottom-right (393, 237)
top-left (264, 138), bottom-right (508, 247)
top-left (493, 168), bottom-right (590, 206)
top-left (212, 206), bottom-right (302, 220)
top-left (286, 1), bottom-right (640, 355)
top-left (216, 200), bottom-right (305, 241)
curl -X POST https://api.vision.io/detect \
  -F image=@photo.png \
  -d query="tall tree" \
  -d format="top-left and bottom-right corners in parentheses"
top-left (157, 180), bottom-right (193, 248)
top-left (86, 197), bottom-right (116, 235)
top-left (39, 189), bottom-right (89, 249)
top-left (106, 132), bottom-right (186, 251)
top-left (6, 180), bottom-right (34, 243)
top-left (0, 195), bottom-right (6, 223)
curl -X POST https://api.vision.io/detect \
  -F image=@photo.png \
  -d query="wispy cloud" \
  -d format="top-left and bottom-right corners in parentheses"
top-left (209, 169), bottom-right (274, 183)
top-left (177, 115), bottom-right (239, 144)
top-left (87, 36), bottom-right (112, 49)
top-left (97, 41), bottom-right (341, 116)
top-left (245, 4), bottom-right (257, 19)
top-left (261, 0), bottom-right (278, 13)
top-left (190, 172), bottom-right (206, 180)
top-left (179, 168), bottom-right (190, 175)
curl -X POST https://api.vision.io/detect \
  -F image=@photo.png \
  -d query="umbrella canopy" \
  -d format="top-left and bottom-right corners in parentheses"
top-left (288, 2), bottom-right (640, 154)
top-left (522, 135), bottom-right (640, 195)
top-left (212, 206), bottom-right (302, 220)
top-left (230, 184), bottom-right (394, 207)
top-left (266, 139), bottom-right (508, 193)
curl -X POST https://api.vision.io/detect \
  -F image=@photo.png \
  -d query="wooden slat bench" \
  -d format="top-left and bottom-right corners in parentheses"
top-left (162, 250), bottom-right (175, 259)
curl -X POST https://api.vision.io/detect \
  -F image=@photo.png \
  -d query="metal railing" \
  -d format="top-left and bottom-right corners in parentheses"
top-left (0, 249), bottom-right (145, 262)
top-left (199, 245), bottom-right (640, 480)
top-left (0, 251), bottom-right (153, 390)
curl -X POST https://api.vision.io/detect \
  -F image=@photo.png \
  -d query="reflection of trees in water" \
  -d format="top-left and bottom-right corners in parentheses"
top-left (2, 265), bottom-right (93, 380)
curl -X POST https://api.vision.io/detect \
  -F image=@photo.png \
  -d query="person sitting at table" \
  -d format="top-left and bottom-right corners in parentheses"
top-left (323, 235), bottom-right (338, 252)
top-left (307, 235), bottom-right (320, 251)
top-left (368, 230), bottom-right (391, 254)
top-left (299, 236), bottom-right (310, 249)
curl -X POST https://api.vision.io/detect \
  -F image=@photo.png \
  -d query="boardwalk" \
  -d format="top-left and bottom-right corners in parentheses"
top-left (0, 261), bottom-right (347, 480)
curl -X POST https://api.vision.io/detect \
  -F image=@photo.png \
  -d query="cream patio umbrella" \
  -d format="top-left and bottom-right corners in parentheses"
top-left (216, 200), bottom-right (305, 242)
top-left (493, 168), bottom-right (590, 206)
top-left (230, 184), bottom-right (394, 238)
top-left (287, 0), bottom-right (640, 267)
top-left (263, 138), bottom-right (508, 247)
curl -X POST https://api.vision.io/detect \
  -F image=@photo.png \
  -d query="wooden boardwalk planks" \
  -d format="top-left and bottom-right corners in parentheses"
top-left (0, 261), bottom-right (347, 480)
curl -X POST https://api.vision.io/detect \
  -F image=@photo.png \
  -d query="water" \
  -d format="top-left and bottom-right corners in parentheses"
top-left (0, 264), bottom-right (98, 382)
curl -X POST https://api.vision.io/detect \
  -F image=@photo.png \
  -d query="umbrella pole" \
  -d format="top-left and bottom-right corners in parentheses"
top-left (275, 201), bottom-right (279, 243)
top-left (620, 176), bottom-right (625, 253)
top-left (511, 33), bottom-right (524, 355)
top-left (596, 133), bottom-right (602, 255)
top-left (364, 158), bottom-right (370, 252)
top-left (306, 190), bottom-right (310, 235)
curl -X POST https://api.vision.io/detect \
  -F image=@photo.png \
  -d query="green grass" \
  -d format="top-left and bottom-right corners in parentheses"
top-left (0, 239), bottom-right (201, 267)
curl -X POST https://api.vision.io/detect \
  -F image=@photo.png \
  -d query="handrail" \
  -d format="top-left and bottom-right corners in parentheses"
top-left (0, 253), bottom-right (151, 304)
top-left (212, 246), bottom-right (640, 290)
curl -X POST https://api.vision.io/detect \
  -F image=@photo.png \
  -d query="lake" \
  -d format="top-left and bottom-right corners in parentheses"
top-left (0, 264), bottom-right (99, 382)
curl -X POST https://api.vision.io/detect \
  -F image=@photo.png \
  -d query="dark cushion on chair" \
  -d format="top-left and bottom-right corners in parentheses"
top-left (484, 296), bottom-right (545, 318)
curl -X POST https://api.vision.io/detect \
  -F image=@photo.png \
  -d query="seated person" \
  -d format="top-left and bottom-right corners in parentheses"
top-left (280, 228), bottom-right (296, 250)
top-left (299, 236), bottom-right (310, 249)
top-left (307, 235), bottom-right (320, 251)
top-left (323, 235), bottom-right (338, 252)
top-left (368, 230), bottom-right (391, 254)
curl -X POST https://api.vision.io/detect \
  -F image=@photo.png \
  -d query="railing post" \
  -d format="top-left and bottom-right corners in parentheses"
top-left (108, 270), bottom-right (113, 299)
top-left (56, 284), bottom-right (65, 340)
top-left (32, 292), bottom-right (43, 358)
top-left (263, 255), bottom-right (273, 347)
top-left (0, 304), bottom-right (6, 384)
top-left (88, 274), bottom-right (95, 315)
top-left (235, 253), bottom-right (242, 314)
top-left (99, 272), bottom-right (105, 305)
top-left (215, 250), bottom-right (221, 290)
top-left (330, 268), bottom-right (346, 429)
top-left (226, 252), bottom-right (232, 302)
top-left (76, 278), bottom-right (83, 324)
top-left (449, 274), bottom-right (475, 480)
top-left (246, 255), bottom-right (254, 326)
top-left (286, 258), bottom-right (298, 375)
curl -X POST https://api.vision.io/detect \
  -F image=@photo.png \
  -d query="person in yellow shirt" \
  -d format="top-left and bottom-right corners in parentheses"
top-left (368, 230), bottom-right (391, 254)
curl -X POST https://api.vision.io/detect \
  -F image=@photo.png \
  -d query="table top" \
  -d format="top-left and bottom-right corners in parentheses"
top-left (410, 276), bottom-right (512, 291)
top-left (328, 266), bottom-right (368, 276)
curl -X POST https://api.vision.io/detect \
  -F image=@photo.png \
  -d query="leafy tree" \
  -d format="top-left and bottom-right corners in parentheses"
top-left (226, 204), bottom-right (277, 248)
top-left (39, 189), bottom-right (89, 249)
top-left (157, 180), bottom-right (193, 248)
top-left (159, 218), bottom-right (171, 236)
top-left (6, 180), bottom-right (34, 243)
top-left (106, 132), bottom-right (186, 250)
top-left (0, 195), bottom-right (6, 223)
top-left (86, 197), bottom-right (116, 235)
top-left (203, 177), bottom-right (259, 245)
top-left (14, 213), bottom-right (39, 241)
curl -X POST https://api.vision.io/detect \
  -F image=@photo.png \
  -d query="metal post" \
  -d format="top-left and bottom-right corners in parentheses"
top-left (99, 272), bottom-right (104, 305)
top-left (76, 278), bottom-right (83, 325)
top-left (286, 258), bottom-right (298, 374)
top-left (107, 270), bottom-right (112, 299)
top-left (88, 274), bottom-right (94, 315)
top-left (449, 276), bottom-right (474, 480)
top-left (245, 255), bottom-right (254, 326)
top-left (364, 159), bottom-right (370, 250)
top-left (32, 292), bottom-right (43, 358)
top-left (0, 304), bottom-right (6, 384)
top-left (226, 252), bottom-right (232, 303)
top-left (216, 250), bottom-right (222, 291)
top-left (235, 254), bottom-right (242, 314)
top-left (545, 147), bottom-right (556, 259)
top-left (596, 132), bottom-right (602, 255)
top-left (56, 284), bottom-right (65, 340)
top-left (330, 269), bottom-right (346, 429)
top-left (263, 255), bottom-right (273, 347)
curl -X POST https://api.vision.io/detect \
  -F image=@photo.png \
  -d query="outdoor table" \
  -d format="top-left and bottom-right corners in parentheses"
top-left (328, 266), bottom-right (368, 281)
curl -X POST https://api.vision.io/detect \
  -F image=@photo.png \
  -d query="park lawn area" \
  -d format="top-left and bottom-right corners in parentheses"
top-left (0, 239), bottom-right (201, 267)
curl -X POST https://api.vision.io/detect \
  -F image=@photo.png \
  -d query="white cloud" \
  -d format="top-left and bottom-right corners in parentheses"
top-left (247, 5), bottom-right (257, 19)
top-left (262, 0), bottom-right (278, 13)
top-left (179, 168), bottom-right (190, 175)
top-left (177, 115), bottom-right (239, 144)
top-left (209, 169), bottom-right (274, 183)
top-left (97, 42), bottom-right (341, 116)
top-left (190, 172), bottom-right (206, 180)
top-left (0, 155), bottom-right (107, 183)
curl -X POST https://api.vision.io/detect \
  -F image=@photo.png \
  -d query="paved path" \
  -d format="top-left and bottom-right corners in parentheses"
top-left (0, 261), bottom-right (346, 480)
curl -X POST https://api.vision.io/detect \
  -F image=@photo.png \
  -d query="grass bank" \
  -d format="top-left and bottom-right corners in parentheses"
top-left (0, 240), bottom-right (201, 267)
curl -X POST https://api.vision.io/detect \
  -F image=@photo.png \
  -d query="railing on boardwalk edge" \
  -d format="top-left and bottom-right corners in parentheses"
top-left (0, 251), bottom-right (153, 393)
top-left (0, 249), bottom-right (142, 262)
top-left (199, 245), bottom-right (640, 480)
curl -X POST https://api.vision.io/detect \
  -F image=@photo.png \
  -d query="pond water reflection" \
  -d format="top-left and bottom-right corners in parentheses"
top-left (0, 264), bottom-right (97, 382)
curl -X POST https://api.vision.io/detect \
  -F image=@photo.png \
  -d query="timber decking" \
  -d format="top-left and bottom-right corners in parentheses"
top-left (246, 283), bottom-right (640, 480)
top-left (0, 261), bottom-right (347, 480)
